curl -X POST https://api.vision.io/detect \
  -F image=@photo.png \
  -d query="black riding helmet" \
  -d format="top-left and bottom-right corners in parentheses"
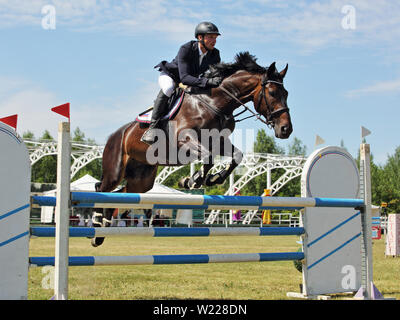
top-left (194, 22), bottom-right (221, 38)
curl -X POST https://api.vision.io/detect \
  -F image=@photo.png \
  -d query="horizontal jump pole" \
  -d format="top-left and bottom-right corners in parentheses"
top-left (29, 252), bottom-right (305, 267)
top-left (32, 192), bottom-right (364, 210)
top-left (30, 226), bottom-right (305, 238)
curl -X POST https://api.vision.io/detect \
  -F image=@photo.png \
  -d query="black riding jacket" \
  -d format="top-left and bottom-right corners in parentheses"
top-left (154, 40), bottom-right (221, 88)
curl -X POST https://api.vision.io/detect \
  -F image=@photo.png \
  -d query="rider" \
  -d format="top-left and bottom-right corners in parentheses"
top-left (141, 21), bottom-right (223, 145)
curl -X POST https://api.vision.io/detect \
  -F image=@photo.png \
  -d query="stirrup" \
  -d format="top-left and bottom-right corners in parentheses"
top-left (141, 127), bottom-right (157, 145)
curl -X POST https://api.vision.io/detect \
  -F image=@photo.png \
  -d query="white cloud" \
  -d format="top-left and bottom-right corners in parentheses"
top-left (1, 0), bottom-right (399, 51)
top-left (0, 73), bottom-right (160, 143)
top-left (345, 79), bottom-right (400, 98)
top-left (0, 83), bottom-right (60, 139)
top-left (70, 80), bottom-right (160, 144)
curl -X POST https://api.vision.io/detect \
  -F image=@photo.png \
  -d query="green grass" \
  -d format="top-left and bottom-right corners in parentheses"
top-left (28, 234), bottom-right (400, 300)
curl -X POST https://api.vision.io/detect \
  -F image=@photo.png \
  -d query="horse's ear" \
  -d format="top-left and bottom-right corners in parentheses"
top-left (267, 62), bottom-right (276, 79)
top-left (280, 64), bottom-right (288, 78)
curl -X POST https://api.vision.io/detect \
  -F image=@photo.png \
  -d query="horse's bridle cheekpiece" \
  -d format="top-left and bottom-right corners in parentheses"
top-left (256, 74), bottom-right (290, 128)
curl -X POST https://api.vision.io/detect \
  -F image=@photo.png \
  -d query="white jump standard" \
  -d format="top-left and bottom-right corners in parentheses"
top-left (0, 122), bottom-right (31, 300)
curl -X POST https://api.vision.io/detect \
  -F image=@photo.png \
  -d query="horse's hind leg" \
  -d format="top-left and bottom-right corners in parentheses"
top-left (91, 187), bottom-right (125, 247)
top-left (91, 172), bottom-right (127, 247)
top-left (91, 159), bottom-right (157, 247)
top-left (124, 160), bottom-right (158, 226)
top-left (91, 128), bottom-right (128, 247)
top-left (124, 160), bottom-right (158, 194)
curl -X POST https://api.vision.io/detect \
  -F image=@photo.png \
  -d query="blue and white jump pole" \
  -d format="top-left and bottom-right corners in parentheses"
top-left (33, 192), bottom-right (363, 210)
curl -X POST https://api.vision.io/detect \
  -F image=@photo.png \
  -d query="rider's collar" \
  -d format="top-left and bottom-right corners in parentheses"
top-left (198, 42), bottom-right (208, 56)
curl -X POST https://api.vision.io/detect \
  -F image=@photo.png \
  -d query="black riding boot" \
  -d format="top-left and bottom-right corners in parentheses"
top-left (141, 90), bottom-right (170, 145)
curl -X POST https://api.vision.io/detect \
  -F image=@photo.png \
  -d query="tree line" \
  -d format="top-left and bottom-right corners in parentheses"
top-left (25, 127), bottom-right (400, 213)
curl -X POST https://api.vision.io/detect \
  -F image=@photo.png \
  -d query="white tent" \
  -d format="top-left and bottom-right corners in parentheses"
top-left (40, 174), bottom-right (100, 223)
top-left (70, 174), bottom-right (100, 191)
top-left (144, 183), bottom-right (193, 226)
top-left (147, 183), bottom-right (185, 194)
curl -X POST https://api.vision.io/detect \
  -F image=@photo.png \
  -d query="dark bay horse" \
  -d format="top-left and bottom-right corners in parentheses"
top-left (91, 52), bottom-right (293, 246)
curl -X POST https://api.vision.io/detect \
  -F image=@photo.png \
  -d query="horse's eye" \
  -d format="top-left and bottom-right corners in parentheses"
top-left (269, 90), bottom-right (276, 98)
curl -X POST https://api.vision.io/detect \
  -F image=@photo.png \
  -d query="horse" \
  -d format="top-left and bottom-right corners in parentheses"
top-left (91, 52), bottom-right (293, 247)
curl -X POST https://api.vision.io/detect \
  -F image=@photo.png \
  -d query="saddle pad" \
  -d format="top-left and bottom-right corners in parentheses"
top-left (136, 92), bottom-right (184, 124)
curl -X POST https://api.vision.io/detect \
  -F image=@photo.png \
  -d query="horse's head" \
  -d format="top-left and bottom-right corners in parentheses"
top-left (254, 62), bottom-right (292, 139)
top-left (205, 52), bottom-right (293, 139)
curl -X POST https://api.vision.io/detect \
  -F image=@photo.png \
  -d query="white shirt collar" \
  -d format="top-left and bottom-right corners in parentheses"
top-left (198, 42), bottom-right (207, 66)
top-left (198, 42), bottom-right (207, 57)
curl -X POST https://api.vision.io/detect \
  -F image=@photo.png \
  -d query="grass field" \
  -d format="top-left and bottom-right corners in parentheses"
top-left (27, 233), bottom-right (400, 300)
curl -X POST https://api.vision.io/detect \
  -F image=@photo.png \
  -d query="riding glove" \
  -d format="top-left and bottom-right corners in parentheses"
top-left (206, 77), bottom-right (223, 88)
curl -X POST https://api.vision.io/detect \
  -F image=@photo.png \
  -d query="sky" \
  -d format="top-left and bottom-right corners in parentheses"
top-left (1, 0), bottom-right (400, 164)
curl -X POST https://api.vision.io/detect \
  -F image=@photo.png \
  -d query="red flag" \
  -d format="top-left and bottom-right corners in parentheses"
top-left (0, 114), bottom-right (18, 130)
top-left (51, 103), bottom-right (70, 121)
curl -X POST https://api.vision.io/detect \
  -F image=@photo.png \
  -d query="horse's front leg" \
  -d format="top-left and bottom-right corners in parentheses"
top-left (178, 156), bottom-right (214, 189)
top-left (204, 138), bottom-right (243, 187)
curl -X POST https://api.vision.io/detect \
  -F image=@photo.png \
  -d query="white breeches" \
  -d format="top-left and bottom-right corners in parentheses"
top-left (158, 72), bottom-right (176, 97)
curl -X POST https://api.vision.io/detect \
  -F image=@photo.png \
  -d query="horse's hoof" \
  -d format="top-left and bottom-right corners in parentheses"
top-left (178, 177), bottom-right (190, 189)
top-left (204, 173), bottom-right (223, 187)
top-left (190, 171), bottom-right (204, 189)
top-left (92, 212), bottom-right (103, 226)
top-left (91, 237), bottom-right (105, 247)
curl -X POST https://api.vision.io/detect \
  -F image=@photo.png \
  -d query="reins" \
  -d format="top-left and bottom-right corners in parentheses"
top-left (218, 85), bottom-right (269, 126)
top-left (219, 76), bottom-right (289, 128)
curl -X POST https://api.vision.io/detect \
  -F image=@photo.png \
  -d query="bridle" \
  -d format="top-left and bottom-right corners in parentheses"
top-left (255, 73), bottom-right (290, 128)
top-left (216, 73), bottom-right (289, 128)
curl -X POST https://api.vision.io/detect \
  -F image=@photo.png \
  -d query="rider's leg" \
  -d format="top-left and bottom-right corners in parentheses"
top-left (158, 72), bottom-right (176, 97)
top-left (141, 73), bottom-right (175, 145)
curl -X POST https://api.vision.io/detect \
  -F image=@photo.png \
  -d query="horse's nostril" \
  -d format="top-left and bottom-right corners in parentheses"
top-left (281, 125), bottom-right (292, 136)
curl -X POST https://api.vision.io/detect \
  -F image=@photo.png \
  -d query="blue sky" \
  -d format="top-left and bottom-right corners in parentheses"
top-left (1, 0), bottom-right (400, 164)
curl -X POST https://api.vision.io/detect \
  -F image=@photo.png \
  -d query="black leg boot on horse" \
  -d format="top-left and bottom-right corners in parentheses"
top-left (91, 208), bottom-right (113, 247)
top-left (141, 89), bottom-right (170, 145)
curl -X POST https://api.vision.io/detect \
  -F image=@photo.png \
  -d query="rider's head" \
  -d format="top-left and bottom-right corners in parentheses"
top-left (195, 22), bottom-right (220, 51)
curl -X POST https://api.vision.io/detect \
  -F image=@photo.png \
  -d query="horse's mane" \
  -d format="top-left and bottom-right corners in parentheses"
top-left (205, 52), bottom-right (267, 79)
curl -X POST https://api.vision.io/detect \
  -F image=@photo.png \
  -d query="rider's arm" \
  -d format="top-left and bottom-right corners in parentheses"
top-left (177, 45), bottom-right (209, 88)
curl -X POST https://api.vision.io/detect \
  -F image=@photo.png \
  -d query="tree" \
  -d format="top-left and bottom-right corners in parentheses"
top-left (240, 129), bottom-right (284, 196)
top-left (253, 129), bottom-right (284, 154)
top-left (31, 131), bottom-right (57, 183)
top-left (380, 147), bottom-right (400, 212)
top-left (287, 137), bottom-right (307, 156)
top-left (71, 127), bottom-right (102, 181)
top-left (278, 137), bottom-right (308, 197)
top-left (22, 131), bottom-right (35, 140)
top-left (72, 127), bottom-right (85, 142)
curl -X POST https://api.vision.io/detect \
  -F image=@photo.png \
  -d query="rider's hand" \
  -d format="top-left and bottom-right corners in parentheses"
top-left (206, 77), bottom-right (223, 88)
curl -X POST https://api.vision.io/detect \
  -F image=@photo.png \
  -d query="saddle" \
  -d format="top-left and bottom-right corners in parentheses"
top-left (136, 87), bottom-right (184, 125)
